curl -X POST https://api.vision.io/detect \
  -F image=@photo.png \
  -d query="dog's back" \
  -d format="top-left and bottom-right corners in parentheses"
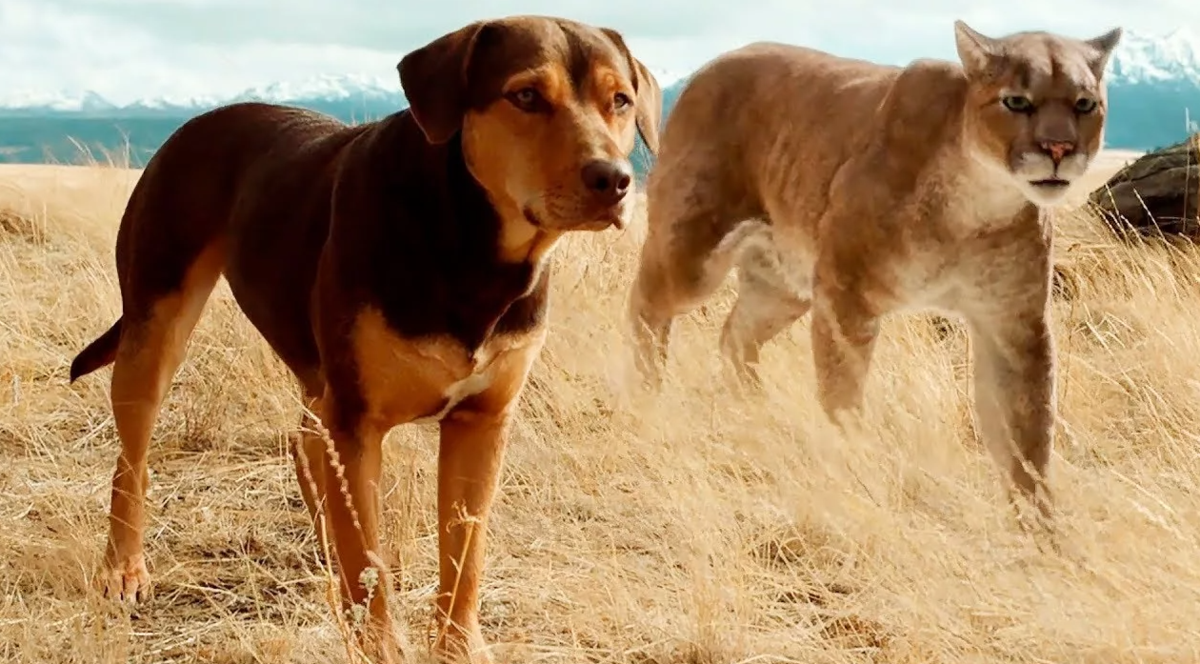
top-left (114, 102), bottom-right (358, 292)
top-left (71, 102), bottom-right (364, 382)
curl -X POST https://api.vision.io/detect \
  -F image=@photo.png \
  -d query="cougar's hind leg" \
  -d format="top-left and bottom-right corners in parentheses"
top-left (719, 239), bottom-right (811, 392)
top-left (627, 171), bottom-right (764, 390)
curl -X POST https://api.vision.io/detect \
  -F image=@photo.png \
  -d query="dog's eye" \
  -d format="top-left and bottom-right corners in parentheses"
top-left (1073, 97), bottom-right (1098, 114)
top-left (508, 87), bottom-right (543, 112)
top-left (1001, 95), bottom-right (1035, 113)
top-left (613, 92), bottom-right (633, 111)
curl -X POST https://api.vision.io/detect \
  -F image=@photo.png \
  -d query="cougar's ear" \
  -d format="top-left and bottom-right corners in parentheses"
top-left (953, 20), bottom-right (999, 80)
top-left (1084, 27), bottom-right (1123, 80)
top-left (397, 21), bottom-right (487, 144)
top-left (601, 27), bottom-right (663, 156)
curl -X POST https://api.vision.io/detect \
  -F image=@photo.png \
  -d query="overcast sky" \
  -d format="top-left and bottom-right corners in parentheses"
top-left (0, 0), bottom-right (1194, 105)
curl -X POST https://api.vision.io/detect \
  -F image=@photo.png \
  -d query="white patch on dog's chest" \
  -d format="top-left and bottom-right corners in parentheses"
top-left (408, 331), bottom-right (536, 425)
top-left (410, 361), bottom-right (497, 425)
top-left (354, 307), bottom-right (542, 428)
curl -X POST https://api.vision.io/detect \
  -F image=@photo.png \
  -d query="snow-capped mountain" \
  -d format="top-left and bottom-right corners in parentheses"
top-left (0, 67), bottom-right (690, 117)
top-left (1101, 28), bottom-right (1200, 148)
top-left (1108, 28), bottom-right (1200, 85)
top-left (0, 89), bottom-right (118, 114)
top-left (645, 68), bottom-right (690, 89)
top-left (231, 73), bottom-right (400, 103)
top-left (0, 30), bottom-right (1194, 166)
top-left (5, 28), bottom-right (1190, 116)
top-left (0, 73), bottom-right (406, 117)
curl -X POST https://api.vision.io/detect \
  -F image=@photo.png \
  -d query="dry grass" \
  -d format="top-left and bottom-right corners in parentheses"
top-left (2, 149), bottom-right (1200, 664)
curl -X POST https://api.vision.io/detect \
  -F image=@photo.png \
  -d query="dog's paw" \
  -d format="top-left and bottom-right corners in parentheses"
top-left (97, 552), bottom-right (153, 604)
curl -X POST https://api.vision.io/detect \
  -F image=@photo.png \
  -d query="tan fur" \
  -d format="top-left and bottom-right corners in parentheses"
top-left (312, 309), bottom-right (547, 661)
top-left (465, 57), bottom-right (645, 265)
top-left (626, 21), bottom-right (1123, 534)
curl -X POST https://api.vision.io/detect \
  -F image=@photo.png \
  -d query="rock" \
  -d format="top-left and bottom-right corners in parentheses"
top-left (1088, 134), bottom-right (1200, 241)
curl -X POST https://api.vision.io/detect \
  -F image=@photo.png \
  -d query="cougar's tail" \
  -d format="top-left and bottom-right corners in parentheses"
top-left (69, 317), bottom-right (123, 383)
top-left (704, 219), bottom-right (775, 278)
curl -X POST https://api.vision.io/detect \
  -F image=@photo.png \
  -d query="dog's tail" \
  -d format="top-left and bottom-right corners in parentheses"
top-left (69, 317), bottom-right (123, 383)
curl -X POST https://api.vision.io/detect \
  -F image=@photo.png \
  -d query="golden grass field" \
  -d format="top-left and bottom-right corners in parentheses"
top-left (3, 146), bottom-right (1200, 664)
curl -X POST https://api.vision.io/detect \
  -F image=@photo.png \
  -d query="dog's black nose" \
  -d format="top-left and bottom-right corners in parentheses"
top-left (581, 159), bottom-right (632, 204)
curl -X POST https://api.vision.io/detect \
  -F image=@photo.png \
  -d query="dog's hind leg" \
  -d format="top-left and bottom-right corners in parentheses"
top-left (99, 241), bottom-right (225, 603)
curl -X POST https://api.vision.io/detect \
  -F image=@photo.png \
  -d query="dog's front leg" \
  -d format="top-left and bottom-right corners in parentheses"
top-left (432, 338), bottom-right (542, 664)
top-left (319, 411), bottom-right (402, 663)
top-left (434, 408), bottom-right (511, 664)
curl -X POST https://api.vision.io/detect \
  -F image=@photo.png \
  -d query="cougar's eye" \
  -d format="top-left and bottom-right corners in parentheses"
top-left (1001, 95), bottom-right (1034, 113)
top-left (1074, 97), bottom-right (1098, 114)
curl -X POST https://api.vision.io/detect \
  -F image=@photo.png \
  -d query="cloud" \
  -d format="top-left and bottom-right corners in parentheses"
top-left (0, 1), bottom-right (400, 104)
top-left (0, 0), bottom-right (1194, 104)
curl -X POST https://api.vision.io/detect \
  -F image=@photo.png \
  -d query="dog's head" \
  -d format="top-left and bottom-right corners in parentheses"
top-left (953, 20), bottom-right (1122, 208)
top-left (398, 15), bottom-right (662, 233)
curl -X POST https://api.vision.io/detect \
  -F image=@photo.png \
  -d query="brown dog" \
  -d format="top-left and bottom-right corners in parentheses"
top-left (626, 22), bottom-right (1121, 534)
top-left (68, 15), bottom-right (661, 663)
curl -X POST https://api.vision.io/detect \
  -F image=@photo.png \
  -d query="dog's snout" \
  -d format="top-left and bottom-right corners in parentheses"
top-left (1039, 140), bottom-right (1075, 164)
top-left (581, 159), bottom-right (632, 204)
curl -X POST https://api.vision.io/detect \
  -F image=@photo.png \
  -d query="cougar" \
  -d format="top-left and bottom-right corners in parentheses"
top-left (626, 21), bottom-right (1123, 530)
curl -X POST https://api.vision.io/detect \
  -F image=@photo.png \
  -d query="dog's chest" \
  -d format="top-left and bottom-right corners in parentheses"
top-left (352, 308), bottom-right (536, 427)
top-left (408, 353), bottom-right (500, 426)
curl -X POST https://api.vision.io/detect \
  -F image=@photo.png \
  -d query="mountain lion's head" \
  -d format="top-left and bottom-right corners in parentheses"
top-left (954, 21), bottom-right (1122, 207)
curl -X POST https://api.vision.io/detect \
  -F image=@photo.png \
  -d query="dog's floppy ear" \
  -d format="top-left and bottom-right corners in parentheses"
top-left (397, 21), bottom-right (487, 144)
top-left (601, 27), bottom-right (663, 156)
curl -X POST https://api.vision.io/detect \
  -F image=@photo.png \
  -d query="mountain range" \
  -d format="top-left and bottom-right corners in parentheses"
top-left (0, 29), bottom-right (1197, 171)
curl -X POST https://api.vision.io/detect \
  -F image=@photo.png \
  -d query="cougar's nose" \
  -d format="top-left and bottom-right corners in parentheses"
top-left (1039, 140), bottom-right (1076, 164)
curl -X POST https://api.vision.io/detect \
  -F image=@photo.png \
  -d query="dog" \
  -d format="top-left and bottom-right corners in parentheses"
top-left (68, 14), bottom-right (661, 663)
top-left (625, 21), bottom-right (1121, 535)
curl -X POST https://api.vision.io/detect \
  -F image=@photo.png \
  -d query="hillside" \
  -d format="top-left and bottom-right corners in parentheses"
top-left (3, 152), bottom-right (1200, 662)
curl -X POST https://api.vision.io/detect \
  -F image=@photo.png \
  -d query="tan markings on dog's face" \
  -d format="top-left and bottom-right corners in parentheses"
top-left (955, 22), bottom-right (1122, 207)
top-left (459, 21), bottom-right (643, 234)
top-left (398, 16), bottom-right (663, 254)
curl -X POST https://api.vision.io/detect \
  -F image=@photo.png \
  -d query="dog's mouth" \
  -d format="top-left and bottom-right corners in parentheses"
top-left (522, 204), bottom-right (624, 231)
